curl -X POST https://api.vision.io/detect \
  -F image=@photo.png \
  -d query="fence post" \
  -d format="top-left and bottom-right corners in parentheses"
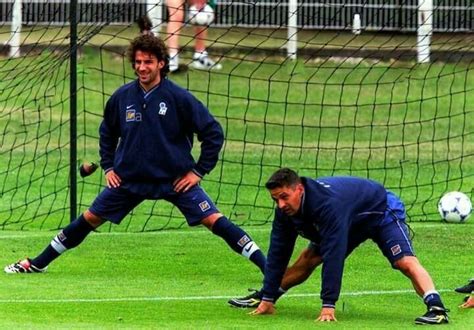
top-left (70, 0), bottom-right (78, 221)
top-left (287, 0), bottom-right (297, 59)
top-left (9, 0), bottom-right (21, 58)
top-left (147, 0), bottom-right (163, 36)
top-left (417, 0), bottom-right (433, 63)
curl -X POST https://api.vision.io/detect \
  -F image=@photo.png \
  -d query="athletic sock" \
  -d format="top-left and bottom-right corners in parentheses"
top-left (211, 216), bottom-right (266, 273)
top-left (423, 290), bottom-right (445, 309)
top-left (31, 214), bottom-right (94, 269)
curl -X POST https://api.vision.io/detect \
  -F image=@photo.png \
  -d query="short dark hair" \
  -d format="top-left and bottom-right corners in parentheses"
top-left (265, 168), bottom-right (301, 190)
top-left (127, 34), bottom-right (169, 77)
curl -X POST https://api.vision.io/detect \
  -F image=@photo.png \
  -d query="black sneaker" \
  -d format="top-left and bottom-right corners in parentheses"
top-left (4, 258), bottom-right (47, 274)
top-left (455, 279), bottom-right (474, 294)
top-left (415, 306), bottom-right (449, 325)
top-left (228, 289), bottom-right (262, 308)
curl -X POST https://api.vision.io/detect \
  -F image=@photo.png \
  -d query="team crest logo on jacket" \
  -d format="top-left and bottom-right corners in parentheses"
top-left (158, 102), bottom-right (168, 115)
top-left (126, 109), bottom-right (142, 122)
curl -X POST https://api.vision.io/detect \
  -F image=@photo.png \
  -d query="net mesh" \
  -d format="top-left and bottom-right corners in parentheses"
top-left (0, 0), bottom-right (472, 231)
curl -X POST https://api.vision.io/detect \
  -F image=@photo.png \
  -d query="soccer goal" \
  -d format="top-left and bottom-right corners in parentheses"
top-left (0, 0), bottom-right (472, 231)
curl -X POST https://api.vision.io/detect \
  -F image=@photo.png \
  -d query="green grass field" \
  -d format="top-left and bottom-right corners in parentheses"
top-left (0, 222), bottom-right (473, 329)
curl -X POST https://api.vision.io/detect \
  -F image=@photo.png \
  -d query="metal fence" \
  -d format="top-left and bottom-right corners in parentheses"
top-left (0, 0), bottom-right (472, 32)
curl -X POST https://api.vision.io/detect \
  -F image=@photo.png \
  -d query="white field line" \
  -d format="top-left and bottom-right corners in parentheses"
top-left (0, 222), bottom-right (454, 239)
top-left (0, 289), bottom-right (451, 304)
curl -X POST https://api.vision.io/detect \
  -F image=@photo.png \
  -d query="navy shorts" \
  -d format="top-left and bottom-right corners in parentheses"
top-left (308, 191), bottom-right (415, 266)
top-left (89, 183), bottom-right (219, 226)
top-left (373, 191), bottom-right (415, 266)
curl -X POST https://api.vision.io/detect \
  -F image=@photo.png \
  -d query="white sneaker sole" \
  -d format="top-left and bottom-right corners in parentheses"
top-left (190, 62), bottom-right (222, 71)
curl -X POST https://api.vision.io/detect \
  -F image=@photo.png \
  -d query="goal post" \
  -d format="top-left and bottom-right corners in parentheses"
top-left (8, 0), bottom-right (22, 58)
top-left (417, 0), bottom-right (433, 63)
top-left (287, 0), bottom-right (298, 59)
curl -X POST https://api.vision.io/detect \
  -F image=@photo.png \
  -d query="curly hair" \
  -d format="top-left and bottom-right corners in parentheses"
top-left (127, 34), bottom-right (169, 77)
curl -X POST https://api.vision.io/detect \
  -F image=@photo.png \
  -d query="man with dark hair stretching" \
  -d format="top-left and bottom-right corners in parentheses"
top-left (231, 167), bottom-right (448, 325)
top-left (5, 34), bottom-right (266, 278)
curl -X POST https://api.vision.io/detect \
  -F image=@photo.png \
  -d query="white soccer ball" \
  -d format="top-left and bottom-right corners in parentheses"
top-left (438, 191), bottom-right (472, 223)
top-left (188, 4), bottom-right (215, 26)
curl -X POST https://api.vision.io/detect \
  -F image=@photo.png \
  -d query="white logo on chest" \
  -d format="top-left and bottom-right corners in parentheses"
top-left (158, 102), bottom-right (168, 115)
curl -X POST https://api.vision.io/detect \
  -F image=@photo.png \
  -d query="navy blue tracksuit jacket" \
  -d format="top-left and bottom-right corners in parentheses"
top-left (262, 176), bottom-right (387, 307)
top-left (99, 78), bottom-right (224, 184)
